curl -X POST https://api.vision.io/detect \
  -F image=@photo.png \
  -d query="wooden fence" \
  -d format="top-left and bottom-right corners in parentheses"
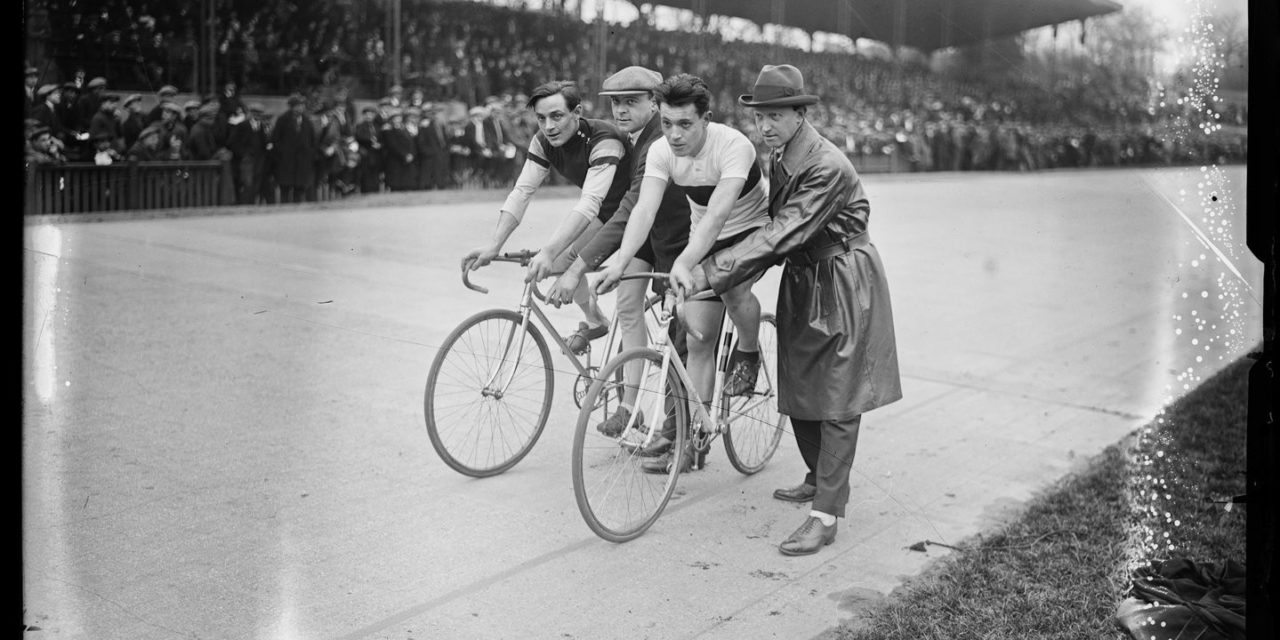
top-left (24, 160), bottom-right (235, 215)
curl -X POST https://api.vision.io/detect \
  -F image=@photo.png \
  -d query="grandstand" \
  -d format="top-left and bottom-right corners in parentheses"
top-left (23, 0), bottom-right (1246, 215)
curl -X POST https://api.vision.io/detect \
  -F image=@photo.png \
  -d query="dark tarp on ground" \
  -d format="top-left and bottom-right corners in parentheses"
top-left (1115, 558), bottom-right (1246, 640)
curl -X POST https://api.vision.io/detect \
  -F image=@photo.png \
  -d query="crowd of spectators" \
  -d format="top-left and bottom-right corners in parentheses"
top-left (24, 0), bottom-right (1247, 204)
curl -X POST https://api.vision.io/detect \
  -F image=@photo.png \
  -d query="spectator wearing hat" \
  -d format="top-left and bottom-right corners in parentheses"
top-left (25, 126), bottom-right (66, 167)
top-left (227, 102), bottom-right (270, 204)
top-left (314, 99), bottom-right (349, 196)
top-left (148, 85), bottom-right (180, 123)
top-left (181, 100), bottom-right (202, 131)
top-left (91, 131), bottom-right (124, 166)
top-left (353, 106), bottom-right (384, 194)
top-left (415, 105), bottom-right (451, 191)
top-left (381, 109), bottom-right (417, 192)
top-left (677, 64), bottom-right (902, 557)
top-left (58, 83), bottom-right (85, 136)
top-left (484, 96), bottom-right (521, 187)
top-left (88, 93), bottom-right (124, 154)
top-left (121, 94), bottom-right (147, 149)
top-left (462, 105), bottom-right (499, 187)
top-left (29, 84), bottom-right (64, 142)
top-left (126, 124), bottom-right (165, 162)
top-left (156, 100), bottom-right (189, 154)
top-left (24, 65), bottom-right (40, 117)
top-left (385, 84), bottom-right (404, 108)
top-left (271, 93), bottom-right (319, 203)
top-left (187, 102), bottom-right (227, 161)
top-left (75, 76), bottom-right (108, 130)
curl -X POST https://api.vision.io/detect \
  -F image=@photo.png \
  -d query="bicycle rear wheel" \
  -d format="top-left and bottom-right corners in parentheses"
top-left (722, 313), bottom-right (784, 475)
top-left (425, 308), bottom-right (553, 477)
top-left (572, 347), bottom-right (688, 542)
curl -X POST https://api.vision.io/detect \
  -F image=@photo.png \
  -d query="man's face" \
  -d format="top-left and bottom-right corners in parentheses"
top-left (141, 133), bottom-right (160, 149)
top-left (659, 102), bottom-right (709, 157)
top-left (533, 93), bottom-right (579, 148)
top-left (25, 74), bottom-right (37, 89)
top-left (751, 106), bottom-right (805, 150)
top-left (47, 90), bottom-right (61, 105)
top-left (609, 93), bottom-right (656, 135)
top-left (33, 133), bottom-right (52, 151)
top-left (128, 101), bottom-right (143, 114)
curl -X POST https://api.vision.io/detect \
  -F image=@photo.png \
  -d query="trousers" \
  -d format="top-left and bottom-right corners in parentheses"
top-left (790, 415), bottom-right (862, 518)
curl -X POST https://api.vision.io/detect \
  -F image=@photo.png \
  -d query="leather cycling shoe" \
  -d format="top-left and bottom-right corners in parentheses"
top-left (773, 483), bottom-right (817, 503)
top-left (778, 516), bottom-right (837, 556)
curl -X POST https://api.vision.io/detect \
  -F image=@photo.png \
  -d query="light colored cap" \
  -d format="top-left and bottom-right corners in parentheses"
top-left (599, 66), bottom-right (662, 96)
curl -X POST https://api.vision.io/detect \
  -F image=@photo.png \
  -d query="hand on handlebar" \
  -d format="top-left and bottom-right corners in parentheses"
top-left (461, 245), bottom-right (499, 272)
top-left (667, 261), bottom-right (696, 298)
top-left (592, 260), bottom-right (626, 295)
top-left (545, 269), bottom-right (580, 308)
top-left (525, 251), bottom-right (557, 284)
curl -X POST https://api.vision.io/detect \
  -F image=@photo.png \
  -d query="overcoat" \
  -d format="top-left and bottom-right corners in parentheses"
top-left (703, 121), bottom-right (901, 420)
top-left (270, 111), bottom-right (318, 189)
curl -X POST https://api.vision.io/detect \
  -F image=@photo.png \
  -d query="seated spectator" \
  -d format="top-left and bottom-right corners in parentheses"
top-left (26, 126), bottom-right (66, 166)
top-left (121, 94), bottom-right (147, 149)
top-left (91, 131), bottom-right (124, 165)
top-left (88, 93), bottom-right (123, 153)
top-left (126, 125), bottom-right (165, 162)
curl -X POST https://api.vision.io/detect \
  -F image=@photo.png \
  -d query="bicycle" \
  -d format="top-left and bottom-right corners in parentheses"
top-left (424, 250), bottom-right (661, 478)
top-left (571, 272), bottom-right (785, 542)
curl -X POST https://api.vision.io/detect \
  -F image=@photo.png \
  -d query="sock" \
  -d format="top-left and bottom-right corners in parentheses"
top-left (810, 510), bottom-right (836, 527)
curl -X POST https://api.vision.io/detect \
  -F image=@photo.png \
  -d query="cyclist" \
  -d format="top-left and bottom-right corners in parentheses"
top-left (461, 81), bottom-right (633, 353)
top-left (592, 73), bottom-right (769, 474)
top-left (545, 66), bottom-right (692, 456)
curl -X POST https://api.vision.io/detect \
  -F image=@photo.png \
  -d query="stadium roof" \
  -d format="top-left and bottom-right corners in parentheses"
top-left (627, 0), bottom-right (1124, 52)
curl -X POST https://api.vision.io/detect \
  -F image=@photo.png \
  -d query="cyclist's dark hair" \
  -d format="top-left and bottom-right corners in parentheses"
top-left (527, 81), bottom-right (581, 111)
top-left (653, 74), bottom-right (711, 116)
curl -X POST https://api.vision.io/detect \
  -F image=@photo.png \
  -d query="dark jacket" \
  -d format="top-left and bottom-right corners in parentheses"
top-left (701, 121), bottom-right (902, 419)
top-left (577, 113), bottom-right (690, 272)
top-left (270, 110), bottom-right (318, 188)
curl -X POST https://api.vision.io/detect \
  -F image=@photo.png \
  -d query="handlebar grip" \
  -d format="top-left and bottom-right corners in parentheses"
top-left (461, 268), bottom-right (489, 294)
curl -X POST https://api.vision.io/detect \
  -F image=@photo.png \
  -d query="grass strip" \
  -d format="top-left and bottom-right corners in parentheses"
top-left (837, 352), bottom-right (1252, 640)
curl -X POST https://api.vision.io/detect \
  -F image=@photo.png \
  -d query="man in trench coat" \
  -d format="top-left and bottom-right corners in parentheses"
top-left (672, 64), bottom-right (903, 556)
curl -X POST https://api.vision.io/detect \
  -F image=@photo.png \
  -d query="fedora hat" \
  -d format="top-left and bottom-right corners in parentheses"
top-left (738, 64), bottom-right (819, 107)
top-left (599, 66), bottom-right (663, 96)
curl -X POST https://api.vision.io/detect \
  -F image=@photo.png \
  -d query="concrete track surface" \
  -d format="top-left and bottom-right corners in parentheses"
top-left (23, 166), bottom-right (1260, 639)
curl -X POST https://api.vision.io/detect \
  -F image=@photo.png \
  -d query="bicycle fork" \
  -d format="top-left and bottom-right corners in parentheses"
top-left (481, 282), bottom-right (538, 399)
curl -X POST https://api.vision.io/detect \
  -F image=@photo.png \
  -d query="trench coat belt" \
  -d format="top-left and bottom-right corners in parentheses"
top-left (786, 232), bottom-right (870, 266)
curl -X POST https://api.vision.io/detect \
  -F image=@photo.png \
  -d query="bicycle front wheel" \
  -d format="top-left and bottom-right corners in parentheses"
top-left (572, 347), bottom-right (688, 542)
top-left (722, 312), bottom-right (784, 475)
top-left (425, 308), bottom-right (554, 477)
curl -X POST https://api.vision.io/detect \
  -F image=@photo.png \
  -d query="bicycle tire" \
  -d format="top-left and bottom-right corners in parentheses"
top-left (572, 347), bottom-right (688, 542)
top-left (424, 308), bottom-right (554, 477)
top-left (722, 313), bottom-right (785, 475)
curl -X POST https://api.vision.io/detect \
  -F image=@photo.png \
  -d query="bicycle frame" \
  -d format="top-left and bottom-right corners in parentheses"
top-left (463, 252), bottom-right (659, 399)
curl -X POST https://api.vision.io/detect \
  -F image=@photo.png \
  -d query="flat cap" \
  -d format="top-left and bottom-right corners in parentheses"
top-left (123, 94), bottom-right (142, 106)
top-left (157, 85), bottom-right (179, 96)
top-left (139, 124), bottom-right (164, 139)
top-left (36, 84), bottom-right (58, 98)
top-left (25, 66), bottom-right (38, 76)
top-left (197, 102), bottom-right (219, 118)
top-left (160, 100), bottom-right (183, 114)
top-left (87, 77), bottom-right (107, 88)
top-left (183, 100), bottom-right (201, 110)
top-left (599, 66), bottom-right (662, 96)
top-left (28, 125), bottom-right (51, 140)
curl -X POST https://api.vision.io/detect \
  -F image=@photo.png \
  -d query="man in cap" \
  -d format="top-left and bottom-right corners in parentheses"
top-left (156, 100), bottom-right (189, 153)
top-left (415, 103), bottom-right (451, 191)
top-left (461, 80), bottom-right (635, 353)
top-left (121, 94), bottom-right (147, 149)
top-left (182, 100), bottom-right (202, 131)
top-left (187, 102), bottom-right (226, 161)
top-left (29, 84), bottom-right (64, 142)
top-left (353, 105), bottom-right (384, 193)
top-left (126, 124), bottom-right (165, 162)
top-left (587, 73), bottom-right (770, 474)
top-left (270, 93), bottom-right (319, 203)
top-left (76, 76), bottom-right (108, 127)
top-left (462, 105), bottom-right (496, 186)
top-left (25, 126), bottom-right (65, 166)
top-left (545, 65), bottom-right (693, 451)
top-left (673, 64), bottom-right (902, 556)
top-left (382, 108), bottom-right (417, 191)
top-left (148, 85), bottom-right (180, 123)
top-left (24, 65), bottom-right (40, 116)
top-left (227, 102), bottom-right (271, 204)
top-left (87, 92), bottom-right (123, 153)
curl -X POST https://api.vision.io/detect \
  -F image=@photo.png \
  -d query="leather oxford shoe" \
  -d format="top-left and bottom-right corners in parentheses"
top-left (779, 516), bottom-right (837, 556)
top-left (772, 483), bottom-right (817, 503)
